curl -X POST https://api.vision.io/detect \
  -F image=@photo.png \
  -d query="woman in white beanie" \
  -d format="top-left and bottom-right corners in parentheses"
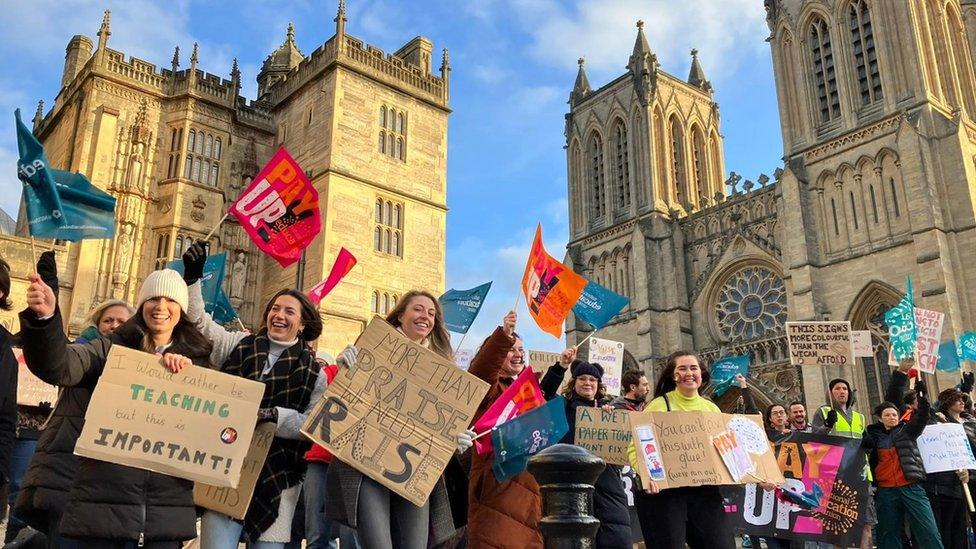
top-left (19, 268), bottom-right (213, 549)
top-left (181, 243), bottom-right (325, 549)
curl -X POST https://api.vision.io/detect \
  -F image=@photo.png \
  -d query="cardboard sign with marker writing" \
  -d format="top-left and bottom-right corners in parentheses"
top-left (193, 422), bottom-right (276, 518)
top-left (575, 407), bottom-right (632, 465)
top-left (629, 411), bottom-right (784, 491)
top-left (587, 337), bottom-right (624, 396)
top-left (301, 317), bottom-right (489, 507)
top-left (851, 330), bottom-right (874, 358)
top-left (786, 321), bottom-right (853, 367)
top-left (75, 346), bottom-right (265, 487)
top-left (529, 349), bottom-right (571, 388)
top-left (15, 348), bottom-right (59, 406)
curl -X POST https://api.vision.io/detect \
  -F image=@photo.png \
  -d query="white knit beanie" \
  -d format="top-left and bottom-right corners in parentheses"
top-left (137, 269), bottom-right (189, 312)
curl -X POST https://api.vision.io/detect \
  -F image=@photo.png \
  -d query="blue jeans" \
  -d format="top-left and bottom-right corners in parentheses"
top-left (5, 438), bottom-right (38, 539)
top-left (305, 462), bottom-right (359, 549)
top-left (200, 510), bottom-right (284, 549)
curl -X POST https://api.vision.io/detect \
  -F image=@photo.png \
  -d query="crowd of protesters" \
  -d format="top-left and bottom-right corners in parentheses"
top-left (1, 248), bottom-right (976, 549)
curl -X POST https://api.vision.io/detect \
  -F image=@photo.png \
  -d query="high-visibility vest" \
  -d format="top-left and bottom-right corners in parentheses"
top-left (819, 406), bottom-right (872, 481)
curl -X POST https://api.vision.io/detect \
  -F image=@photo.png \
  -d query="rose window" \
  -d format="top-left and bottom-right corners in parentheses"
top-left (715, 266), bottom-right (787, 340)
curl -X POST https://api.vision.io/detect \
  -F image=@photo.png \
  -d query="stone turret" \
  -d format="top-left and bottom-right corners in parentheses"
top-left (570, 57), bottom-right (591, 105)
top-left (62, 34), bottom-right (93, 89)
top-left (257, 23), bottom-right (304, 99)
top-left (688, 48), bottom-right (712, 92)
top-left (395, 36), bottom-right (434, 74)
top-left (628, 20), bottom-right (658, 106)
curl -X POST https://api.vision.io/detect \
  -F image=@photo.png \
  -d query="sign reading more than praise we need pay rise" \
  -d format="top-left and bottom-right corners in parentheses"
top-left (75, 346), bottom-right (265, 487)
top-left (302, 317), bottom-right (489, 507)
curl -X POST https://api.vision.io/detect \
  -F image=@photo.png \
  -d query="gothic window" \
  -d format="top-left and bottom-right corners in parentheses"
top-left (167, 155), bottom-right (175, 179)
top-left (589, 134), bottom-right (605, 219)
top-left (379, 132), bottom-right (386, 154)
top-left (383, 293), bottom-right (390, 314)
top-left (947, 7), bottom-right (976, 118)
top-left (889, 178), bottom-right (900, 217)
top-left (669, 116), bottom-right (686, 204)
top-left (184, 155), bottom-right (192, 179)
top-left (612, 121), bottom-right (631, 209)
top-left (380, 106), bottom-right (387, 128)
top-left (849, 191), bottom-right (859, 229)
top-left (188, 130), bottom-right (196, 153)
top-left (831, 198), bottom-right (840, 235)
top-left (154, 233), bottom-right (171, 269)
top-left (810, 17), bottom-right (841, 123)
top-left (849, 0), bottom-right (883, 106)
top-left (653, 108), bottom-right (667, 201)
top-left (374, 197), bottom-right (404, 258)
top-left (869, 185), bottom-right (879, 223)
top-left (691, 127), bottom-right (706, 204)
top-left (192, 157), bottom-right (201, 182)
top-left (196, 131), bottom-right (205, 155)
top-left (378, 104), bottom-right (407, 161)
top-left (205, 134), bottom-right (213, 157)
top-left (371, 291), bottom-right (379, 313)
top-left (210, 164), bottom-right (219, 187)
top-left (715, 266), bottom-right (788, 341)
top-left (214, 138), bottom-right (221, 160)
top-left (170, 129), bottom-right (179, 151)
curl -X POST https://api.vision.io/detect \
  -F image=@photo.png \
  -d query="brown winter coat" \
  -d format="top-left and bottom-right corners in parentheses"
top-left (466, 327), bottom-right (543, 549)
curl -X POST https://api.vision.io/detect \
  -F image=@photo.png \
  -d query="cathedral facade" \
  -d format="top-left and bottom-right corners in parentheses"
top-left (565, 0), bottom-right (976, 416)
top-left (2, 3), bottom-right (450, 356)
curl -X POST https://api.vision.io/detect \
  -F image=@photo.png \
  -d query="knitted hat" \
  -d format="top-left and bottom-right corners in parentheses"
top-left (828, 378), bottom-right (851, 393)
top-left (137, 269), bottom-right (189, 312)
top-left (571, 360), bottom-right (604, 381)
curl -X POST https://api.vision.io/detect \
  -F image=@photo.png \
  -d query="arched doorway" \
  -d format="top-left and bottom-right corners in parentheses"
top-left (847, 280), bottom-right (901, 410)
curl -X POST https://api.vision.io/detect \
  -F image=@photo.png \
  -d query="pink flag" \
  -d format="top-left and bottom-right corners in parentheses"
top-left (308, 248), bottom-right (357, 305)
top-left (229, 146), bottom-right (320, 267)
top-left (472, 367), bottom-right (546, 455)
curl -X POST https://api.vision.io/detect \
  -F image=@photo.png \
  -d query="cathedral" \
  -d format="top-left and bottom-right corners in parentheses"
top-left (564, 0), bottom-right (976, 416)
top-left (1, 3), bottom-right (450, 355)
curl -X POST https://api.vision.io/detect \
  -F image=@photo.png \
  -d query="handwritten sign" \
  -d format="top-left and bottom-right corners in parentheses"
top-left (713, 430), bottom-right (756, 482)
top-left (575, 407), bottom-right (632, 465)
top-left (15, 348), bottom-right (59, 406)
top-left (914, 308), bottom-right (945, 374)
top-left (917, 423), bottom-right (976, 473)
top-left (301, 317), bottom-right (489, 507)
top-left (851, 331), bottom-right (873, 358)
top-left (629, 411), bottom-right (783, 491)
top-left (193, 422), bottom-right (275, 518)
top-left (454, 349), bottom-right (474, 371)
top-left (75, 346), bottom-right (265, 487)
top-left (786, 322), bottom-right (853, 366)
top-left (529, 349), bottom-right (571, 388)
top-left (587, 337), bottom-right (624, 396)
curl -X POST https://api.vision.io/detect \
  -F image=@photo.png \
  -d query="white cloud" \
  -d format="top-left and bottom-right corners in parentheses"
top-left (513, 0), bottom-right (768, 85)
top-left (470, 63), bottom-right (508, 85)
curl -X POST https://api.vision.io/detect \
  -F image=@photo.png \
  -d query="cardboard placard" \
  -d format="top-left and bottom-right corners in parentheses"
top-left (917, 423), bottom-right (976, 473)
top-left (574, 407), bottom-right (632, 465)
top-left (914, 308), bottom-right (945, 374)
top-left (75, 346), bottom-right (265, 487)
top-left (528, 350), bottom-right (561, 374)
top-left (629, 411), bottom-right (784, 491)
top-left (786, 321), bottom-right (853, 366)
top-left (193, 422), bottom-right (276, 518)
top-left (301, 317), bottom-right (489, 507)
top-left (15, 348), bottom-right (59, 406)
top-left (851, 330), bottom-right (874, 358)
top-left (587, 337), bottom-right (624, 396)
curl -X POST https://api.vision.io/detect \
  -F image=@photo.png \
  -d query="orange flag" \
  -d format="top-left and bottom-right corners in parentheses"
top-left (520, 225), bottom-right (587, 338)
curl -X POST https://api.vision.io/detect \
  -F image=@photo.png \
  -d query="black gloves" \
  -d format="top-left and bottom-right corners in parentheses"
top-left (824, 409), bottom-right (838, 429)
top-left (182, 241), bottom-right (208, 286)
top-left (257, 407), bottom-right (278, 423)
top-left (961, 372), bottom-right (974, 394)
top-left (915, 380), bottom-right (927, 400)
top-left (37, 251), bottom-right (58, 300)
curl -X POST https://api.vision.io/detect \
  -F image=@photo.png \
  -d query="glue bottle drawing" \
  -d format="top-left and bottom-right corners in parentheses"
top-left (636, 425), bottom-right (666, 481)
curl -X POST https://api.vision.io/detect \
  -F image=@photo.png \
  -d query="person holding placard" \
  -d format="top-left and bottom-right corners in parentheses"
top-left (864, 400), bottom-right (943, 549)
top-left (0, 257), bottom-right (15, 526)
top-left (326, 290), bottom-right (459, 549)
top-left (181, 243), bottom-right (324, 548)
top-left (926, 389), bottom-right (976, 549)
top-left (18, 268), bottom-right (212, 548)
top-left (465, 310), bottom-right (544, 549)
top-left (540, 348), bottom-right (632, 548)
top-left (637, 350), bottom-right (735, 549)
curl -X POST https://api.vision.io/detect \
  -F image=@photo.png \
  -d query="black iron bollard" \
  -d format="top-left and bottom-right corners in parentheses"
top-left (528, 443), bottom-right (606, 548)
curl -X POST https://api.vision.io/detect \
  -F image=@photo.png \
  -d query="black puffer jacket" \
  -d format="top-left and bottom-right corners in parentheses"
top-left (0, 326), bottom-right (16, 496)
top-left (541, 363), bottom-right (632, 549)
top-left (864, 396), bottom-right (930, 485)
top-left (17, 308), bottom-right (211, 543)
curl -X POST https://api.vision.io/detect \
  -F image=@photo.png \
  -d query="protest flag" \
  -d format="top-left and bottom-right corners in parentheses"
top-left (15, 109), bottom-right (116, 241)
top-left (308, 248), bottom-right (357, 305)
top-left (884, 275), bottom-right (918, 361)
top-left (440, 281), bottom-right (492, 334)
top-left (229, 146), bottom-right (320, 267)
top-left (167, 252), bottom-right (238, 323)
top-left (960, 332), bottom-right (976, 362)
top-left (491, 397), bottom-right (568, 481)
top-left (937, 341), bottom-right (961, 373)
top-left (521, 225), bottom-right (588, 338)
top-left (710, 355), bottom-right (750, 398)
top-left (572, 280), bottom-right (630, 330)
top-left (472, 367), bottom-right (546, 455)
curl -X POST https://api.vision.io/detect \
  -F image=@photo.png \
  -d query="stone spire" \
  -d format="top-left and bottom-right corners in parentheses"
top-left (335, 0), bottom-right (347, 37)
top-left (32, 100), bottom-right (44, 130)
top-left (287, 22), bottom-right (296, 45)
top-left (570, 57), bottom-right (591, 105)
top-left (171, 46), bottom-right (180, 72)
top-left (96, 9), bottom-right (111, 50)
top-left (230, 57), bottom-right (241, 98)
top-left (190, 42), bottom-right (199, 68)
top-left (688, 48), bottom-right (712, 91)
top-left (257, 23), bottom-right (305, 98)
top-left (231, 57), bottom-right (240, 80)
top-left (440, 48), bottom-right (450, 100)
top-left (628, 20), bottom-right (659, 106)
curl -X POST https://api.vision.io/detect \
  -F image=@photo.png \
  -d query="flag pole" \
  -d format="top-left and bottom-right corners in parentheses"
top-left (28, 236), bottom-right (38, 266)
top-left (573, 328), bottom-right (599, 351)
top-left (203, 212), bottom-right (229, 242)
top-left (513, 290), bottom-right (521, 312)
top-left (236, 317), bottom-right (247, 332)
top-left (471, 428), bottom-right (495, 442)
top-left (452, 331), bottom-right (469, 360)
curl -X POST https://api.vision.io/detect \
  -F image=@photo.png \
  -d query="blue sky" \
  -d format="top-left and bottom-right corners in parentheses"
top-left (0, 0), bottom-right (782, 356)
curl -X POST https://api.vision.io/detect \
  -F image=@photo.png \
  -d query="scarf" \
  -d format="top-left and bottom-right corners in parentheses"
top-left (221, 329), bottom-right (318, 542)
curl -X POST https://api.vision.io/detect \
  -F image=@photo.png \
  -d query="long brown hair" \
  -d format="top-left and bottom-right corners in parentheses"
top-left (653, 350), bottom-right (709, 398)
top-left (115, 302), bottom-right (213, 358)
top-left (385, 290), bottom-right (452, 359)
